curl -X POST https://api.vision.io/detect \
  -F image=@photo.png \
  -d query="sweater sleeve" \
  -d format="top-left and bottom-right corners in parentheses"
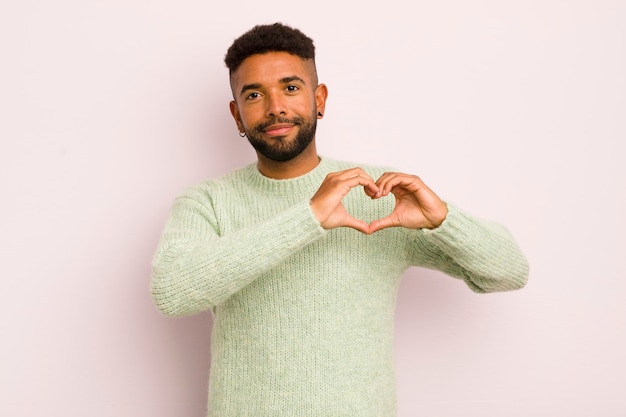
top-left (150, 195), bottom-right (327, 317)
top-left (409, 204), bottom-right (529, 293)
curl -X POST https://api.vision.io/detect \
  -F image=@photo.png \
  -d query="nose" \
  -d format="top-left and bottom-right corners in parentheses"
top-left (265, 92), bottom-right (286, 117)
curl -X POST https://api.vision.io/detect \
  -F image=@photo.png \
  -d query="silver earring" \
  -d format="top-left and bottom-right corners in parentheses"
top-left (239, 131), bottom-right (246, 137)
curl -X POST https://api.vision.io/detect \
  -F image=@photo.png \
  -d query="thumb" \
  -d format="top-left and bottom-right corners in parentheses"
top-left (343, 215), bottom-right (371, 234)
top-left (368, 215), bottom-right (399, 234)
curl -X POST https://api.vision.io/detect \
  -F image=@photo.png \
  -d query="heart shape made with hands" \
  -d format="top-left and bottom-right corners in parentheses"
top-left (310, 173), bottom-right (448, 236)
top-left (353, 192), bottom-right (445, 235)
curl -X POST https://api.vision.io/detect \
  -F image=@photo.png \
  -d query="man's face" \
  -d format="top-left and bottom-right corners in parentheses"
top-left (229, 52), bottom-right (325, 162)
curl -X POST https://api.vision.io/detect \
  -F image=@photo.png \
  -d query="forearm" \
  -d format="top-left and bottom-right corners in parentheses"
top-left (414, 204), bottom-right (529, 293)
top-left (151, 199), bottom-right (326, 316)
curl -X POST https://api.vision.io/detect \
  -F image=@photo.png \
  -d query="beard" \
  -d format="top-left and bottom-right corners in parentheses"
top-left (245, 112), bottom-right (317, 162)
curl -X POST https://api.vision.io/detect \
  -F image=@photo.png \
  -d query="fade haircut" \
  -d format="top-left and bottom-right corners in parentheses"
top-left (224, 23), bottom-right (316, 76)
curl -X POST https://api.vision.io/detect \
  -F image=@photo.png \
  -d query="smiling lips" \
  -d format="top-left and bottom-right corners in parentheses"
top-left (263, 124), bottom-right (294, 136)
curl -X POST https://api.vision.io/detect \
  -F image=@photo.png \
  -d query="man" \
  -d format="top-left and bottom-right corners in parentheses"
top-left (151, 23), bottom-right (528, 417)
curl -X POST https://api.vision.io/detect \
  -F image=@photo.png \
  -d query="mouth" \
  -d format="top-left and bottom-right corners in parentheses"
top-left (263, 123), bottom-right (295, 137)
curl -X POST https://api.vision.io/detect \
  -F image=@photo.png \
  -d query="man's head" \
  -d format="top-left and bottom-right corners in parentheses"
top-left (225, 23), bottom-right (327, 169)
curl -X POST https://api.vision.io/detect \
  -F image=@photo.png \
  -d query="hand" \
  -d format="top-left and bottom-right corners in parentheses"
top-left (310, 168), bottom-right (379, 234)
top-left (368, 172), bottom-right (448, 233)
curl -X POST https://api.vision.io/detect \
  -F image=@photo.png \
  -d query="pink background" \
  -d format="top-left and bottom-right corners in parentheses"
top-left (1, 1), bottom-right (624, 416)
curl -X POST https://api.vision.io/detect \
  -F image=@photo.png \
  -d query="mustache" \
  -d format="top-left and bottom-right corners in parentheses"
top-left (254, 117), bottom-right (304, 132)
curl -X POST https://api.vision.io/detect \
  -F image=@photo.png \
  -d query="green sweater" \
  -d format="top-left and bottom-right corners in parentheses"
top-left (151, 157), bottom-right (528, 417)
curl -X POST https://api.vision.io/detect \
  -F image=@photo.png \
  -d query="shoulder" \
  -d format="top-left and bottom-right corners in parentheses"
top-left (177, 163), bottom-right (257, 202)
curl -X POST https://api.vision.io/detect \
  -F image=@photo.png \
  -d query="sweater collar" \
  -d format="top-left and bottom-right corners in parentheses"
top-left (244, 156), bottom-right (334, 197)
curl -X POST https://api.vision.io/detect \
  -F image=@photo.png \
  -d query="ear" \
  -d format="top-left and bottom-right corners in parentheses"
top-left (315, 83), bottom-right (328, 119)
top-left (229, 100), bottom-right (243, 131)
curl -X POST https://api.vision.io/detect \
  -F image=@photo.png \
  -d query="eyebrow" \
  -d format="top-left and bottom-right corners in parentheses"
top-left (239, 76), bottom-right (307, 96)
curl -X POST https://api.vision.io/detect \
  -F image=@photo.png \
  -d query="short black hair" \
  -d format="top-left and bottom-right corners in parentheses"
top-left (224, 23), bottom-right (316, 75)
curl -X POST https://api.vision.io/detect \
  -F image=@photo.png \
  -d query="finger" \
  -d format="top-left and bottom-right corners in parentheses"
top-left (332, 168), bottom-right (379, 195)
top-left (373, 172), bottom-right (400, 197)
top-left (368, 215), bottom-right (399, 234)
top-left (333, 167), bottom-right (374, 180)
top-left (343, 216), bottom-right (371, 234)
top-left (375, 172), bottom-right (421, 196)
top-left (340, 172), bottom-right (379, 196)
top-left (363, 185), bottom-right (378, 198)
top-left (313, 171), bottom-right (377, 205)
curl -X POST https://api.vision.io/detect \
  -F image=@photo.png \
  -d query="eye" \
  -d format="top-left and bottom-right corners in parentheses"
top-left (245, 92), bottom-right (261, 100)
top-left (286, 85), bottom-right (299, 93)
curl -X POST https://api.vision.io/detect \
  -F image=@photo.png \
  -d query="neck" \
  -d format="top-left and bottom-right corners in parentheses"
top-left (256, 142), bottom-right (320, 179)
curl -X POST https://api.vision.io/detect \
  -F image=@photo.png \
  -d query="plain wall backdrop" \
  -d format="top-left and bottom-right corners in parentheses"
top-left (1, 1), bottom-right (624, 416)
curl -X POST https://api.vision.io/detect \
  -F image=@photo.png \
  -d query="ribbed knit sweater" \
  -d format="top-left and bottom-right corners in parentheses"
top-left (151, 157), bottom-right (529, 417)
